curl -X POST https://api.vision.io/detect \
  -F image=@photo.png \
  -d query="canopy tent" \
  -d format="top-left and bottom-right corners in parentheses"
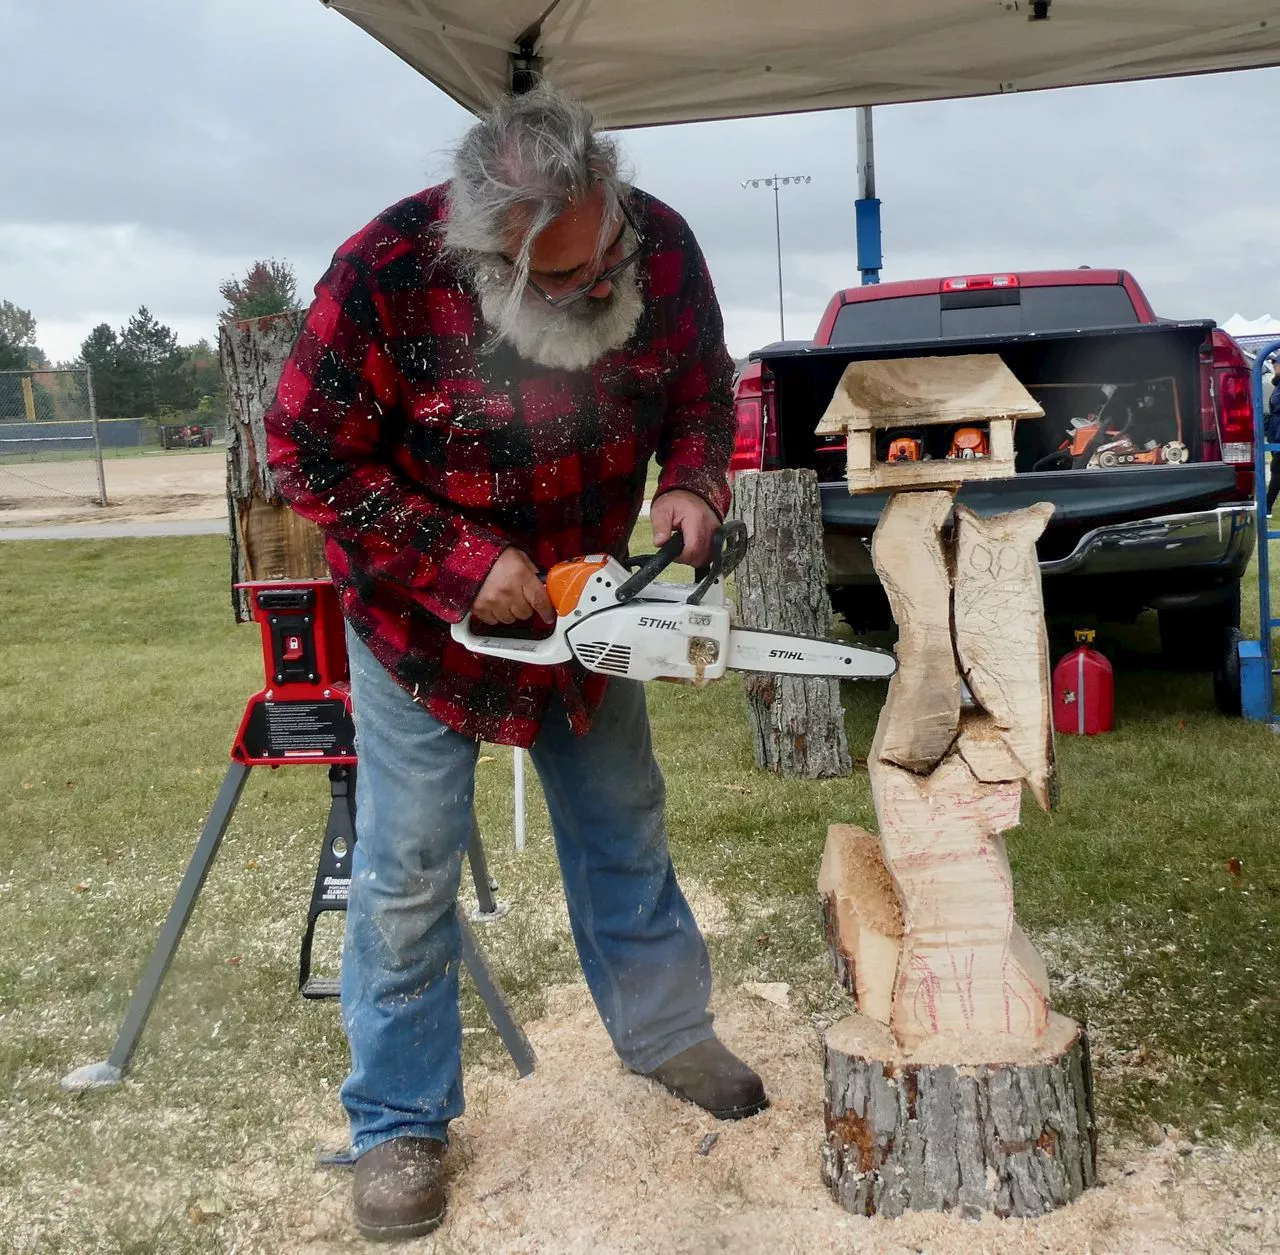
top-left (321, 0), bottom-right (1280, 127)
top-left (1222, 314), bottom-right (1280, 359)
top-left (1222, 313), bottom-right (1280, 337)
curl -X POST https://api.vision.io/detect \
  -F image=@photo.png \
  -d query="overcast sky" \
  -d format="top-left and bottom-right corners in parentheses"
top-left (4, 0), bottom-right (1279, 364)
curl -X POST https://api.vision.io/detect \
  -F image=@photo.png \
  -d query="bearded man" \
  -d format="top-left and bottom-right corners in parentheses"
top-left (265, 84), bottom-right (767, 1242)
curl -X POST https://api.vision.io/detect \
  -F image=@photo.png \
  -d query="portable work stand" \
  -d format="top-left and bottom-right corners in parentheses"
top-left (1239, 340), bottom-right (1280, 725)
top-left (61, 580), bottom-right (534, 1091)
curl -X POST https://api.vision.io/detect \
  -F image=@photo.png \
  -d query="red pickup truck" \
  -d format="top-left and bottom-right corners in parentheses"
top-left (730, 269), bottom-right (1256, 710)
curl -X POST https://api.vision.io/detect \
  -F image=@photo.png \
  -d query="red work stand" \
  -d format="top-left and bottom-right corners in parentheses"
top-left (61, 579), bottom-right (535, 1092)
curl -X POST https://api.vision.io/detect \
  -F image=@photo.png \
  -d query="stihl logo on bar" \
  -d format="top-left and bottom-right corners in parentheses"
top-left (769, 648), bottom-right (807, 661)
top-left (638, 616), bottom-right (681, 631)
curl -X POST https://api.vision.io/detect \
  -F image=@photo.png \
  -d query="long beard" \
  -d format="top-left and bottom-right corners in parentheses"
top-left (475, 265), bottom-right (644, 372)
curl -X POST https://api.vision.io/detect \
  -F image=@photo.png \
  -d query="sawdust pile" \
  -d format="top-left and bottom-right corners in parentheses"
top-left (272, 985), bottom-right (1279, 1254)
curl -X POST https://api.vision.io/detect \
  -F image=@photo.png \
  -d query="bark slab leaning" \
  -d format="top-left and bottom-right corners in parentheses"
top-left (221, 311), bottom-right (327, 621)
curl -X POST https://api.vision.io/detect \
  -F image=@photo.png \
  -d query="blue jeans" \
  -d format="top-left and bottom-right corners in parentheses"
top-left (340, 628), bottom-right (715, 1154)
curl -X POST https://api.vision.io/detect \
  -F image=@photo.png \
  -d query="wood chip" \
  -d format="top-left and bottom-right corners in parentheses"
top-left (741, 981), bottom-right (790, 1008)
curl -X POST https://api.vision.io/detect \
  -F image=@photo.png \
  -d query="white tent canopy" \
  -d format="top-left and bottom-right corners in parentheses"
top-left (1222, 313), bottom-right (1280, 338)
top-left (323, 0), bottom-right (1280, 127)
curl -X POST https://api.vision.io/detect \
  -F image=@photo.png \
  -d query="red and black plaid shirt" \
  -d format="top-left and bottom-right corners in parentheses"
top-left (265, 183), bottom-right (735, 747)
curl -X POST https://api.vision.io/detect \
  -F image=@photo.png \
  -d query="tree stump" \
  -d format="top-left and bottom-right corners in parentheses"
top-left (220, 311), bottom-right (327, 622)
top-left (814, 356), bottom-right (1096, 1220)
top-left (822, 1013), bottom-right (1095, 1219)
top-left (729, 469), bottom-right (851, 778)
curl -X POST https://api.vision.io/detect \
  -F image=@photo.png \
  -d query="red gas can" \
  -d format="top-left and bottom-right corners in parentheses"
top-left (1052, 630), bottom-right (1114, 735)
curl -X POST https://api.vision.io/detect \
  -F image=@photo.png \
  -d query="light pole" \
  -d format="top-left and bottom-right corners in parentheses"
top-left (741, 174), bottom-right (812, 341)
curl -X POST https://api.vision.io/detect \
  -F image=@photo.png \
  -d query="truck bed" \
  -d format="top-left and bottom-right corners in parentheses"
top-left (753, 319), bottom-right (1253, 623)
top-left (757, 319), bottom-right (1217, 478)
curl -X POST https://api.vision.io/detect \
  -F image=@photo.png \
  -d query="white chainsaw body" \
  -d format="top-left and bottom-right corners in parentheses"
top-left (450, 554), bottom-right (897, 684)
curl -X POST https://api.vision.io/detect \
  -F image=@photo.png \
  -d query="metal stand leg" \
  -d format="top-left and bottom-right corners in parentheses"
top-left (467, 812), bottom-right (509, 921)
top-left (64, 757), bottom-right (536, 1100)
top-left (61, 761), bottom-right (252, 1090)
top-left (460, 816), bottom-right (533, 1072)
top-left (297, 765), bottom-right (358, 999)
top-left (458, 909), bottom-right (536, 1077)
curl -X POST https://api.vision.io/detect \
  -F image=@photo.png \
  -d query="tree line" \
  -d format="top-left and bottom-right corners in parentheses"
top-left (0, 258), bottom-right (299, 423)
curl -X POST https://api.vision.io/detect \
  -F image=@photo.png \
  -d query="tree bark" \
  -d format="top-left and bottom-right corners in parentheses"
top-left (220, 311), bottom-right (328, 622)
top-left (822, 1012), bottom-right (1096, 1219)
top-left (730, 470), bottom-right (851, 778)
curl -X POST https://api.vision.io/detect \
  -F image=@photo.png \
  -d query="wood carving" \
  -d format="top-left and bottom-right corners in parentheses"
top-left (953, 503), bottom-right (1055, 811)
top-left (818, 824), bottom-right (902, 1025)
top-left (869, 490), bottom-right (960, 773)
top-left (815, 354), bottom-right (1043, 493)
top-left (867, 747), bottom-right (1050, 1049)
top-left (814, 355), bottom-right (1093, 1218)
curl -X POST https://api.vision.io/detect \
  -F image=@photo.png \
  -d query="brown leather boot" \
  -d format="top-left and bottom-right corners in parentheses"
top-left (353, 1136), bottom-right (447, 1242)
top-left (639, 1037), bottom-right (769, 1120)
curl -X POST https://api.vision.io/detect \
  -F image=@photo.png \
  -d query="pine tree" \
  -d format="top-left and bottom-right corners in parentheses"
top-left (79, 323), bottom-right (126, 418)
top-left (116, 306), bottom-right (185, 416)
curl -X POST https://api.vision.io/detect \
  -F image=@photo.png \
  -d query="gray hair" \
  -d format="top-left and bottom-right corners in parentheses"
top-left (444, 83), bottom-right (628, 336)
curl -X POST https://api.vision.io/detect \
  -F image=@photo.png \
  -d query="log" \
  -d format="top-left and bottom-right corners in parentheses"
top-left (953, 504), bottom-right (1056, 811)
top-left (220, 311), bottom-right (327, 622)
top-left (818, 824), bottom-right (903, 1024)
top-left (821, 1012), bottom-right (1096, 1219)
top-left (730, 470), bottom-right (851, 778)
top-left (868, 490), bottom-right (960, 773)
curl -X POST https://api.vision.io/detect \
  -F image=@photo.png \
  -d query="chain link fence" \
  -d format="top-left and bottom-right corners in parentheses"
top-left (0, 367), bottom-right (108, 507)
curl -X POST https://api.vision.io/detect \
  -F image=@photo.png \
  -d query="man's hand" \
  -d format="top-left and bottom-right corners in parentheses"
top-left (472, 548), bottom-right (555, 626)
top-left (649, 489), bottom-right (720, 568)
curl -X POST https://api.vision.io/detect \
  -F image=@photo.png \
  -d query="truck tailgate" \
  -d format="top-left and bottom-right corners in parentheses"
top-left (820, 463), bottom-right (1244, 560)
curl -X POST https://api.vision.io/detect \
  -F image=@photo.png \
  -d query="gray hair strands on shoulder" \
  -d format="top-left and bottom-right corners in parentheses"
top-left (443, 84), bottom-right (628, 340)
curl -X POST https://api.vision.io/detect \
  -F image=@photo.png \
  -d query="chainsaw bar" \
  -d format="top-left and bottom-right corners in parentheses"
top-left (725, 626), bottom-right (897, 680)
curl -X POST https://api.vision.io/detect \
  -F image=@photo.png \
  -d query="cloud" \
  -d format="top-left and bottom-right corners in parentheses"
top-left (3, 0), bottom-right (1278, 363)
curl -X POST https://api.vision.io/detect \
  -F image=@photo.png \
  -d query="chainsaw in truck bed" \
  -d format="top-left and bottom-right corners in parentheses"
top-left (452, 522), bottom-right (897, 686)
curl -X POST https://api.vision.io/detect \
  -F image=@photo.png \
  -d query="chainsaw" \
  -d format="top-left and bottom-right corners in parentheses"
top-left (450, 522), bottom-right (897, 686)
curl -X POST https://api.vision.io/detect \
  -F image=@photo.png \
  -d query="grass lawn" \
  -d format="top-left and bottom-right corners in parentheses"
top-left (1, 532), bottom-right (1278, 1250)
top-left (0, 444), bottom-right (223, 466)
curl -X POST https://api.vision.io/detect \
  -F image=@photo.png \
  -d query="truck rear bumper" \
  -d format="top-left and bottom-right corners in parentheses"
top-left (1038, 505), bottom-right (1254, 579)
top-left (825, 504), bottom-right (1255, 592)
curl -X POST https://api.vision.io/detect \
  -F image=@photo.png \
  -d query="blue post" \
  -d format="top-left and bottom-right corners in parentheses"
top-left (855, 198), bottom-right (882, 286)
top-left (1245, 339), bottom-right (1280, 723)
top-left (854, 106), bottom-right (882, 286)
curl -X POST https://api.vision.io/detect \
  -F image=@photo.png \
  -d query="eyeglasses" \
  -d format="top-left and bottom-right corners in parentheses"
top-left (521, 198), bottom-right (645, 309)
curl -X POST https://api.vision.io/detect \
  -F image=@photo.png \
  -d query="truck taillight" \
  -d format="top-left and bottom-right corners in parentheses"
top-left (729, 396), bottom-right (763, 476)
top-left (1217, 369), bottom-right (1254, 463)
top-left (1205, 330), bottom-right (1256, 498)
top-left (762, 373), bottom-right (780, 467)
top-left (942, 274), bottom-right (1018, 292)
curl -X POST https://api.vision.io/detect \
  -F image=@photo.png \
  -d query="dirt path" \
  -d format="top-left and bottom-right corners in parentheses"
top-left (0, 450), bottom-right (226, 527)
